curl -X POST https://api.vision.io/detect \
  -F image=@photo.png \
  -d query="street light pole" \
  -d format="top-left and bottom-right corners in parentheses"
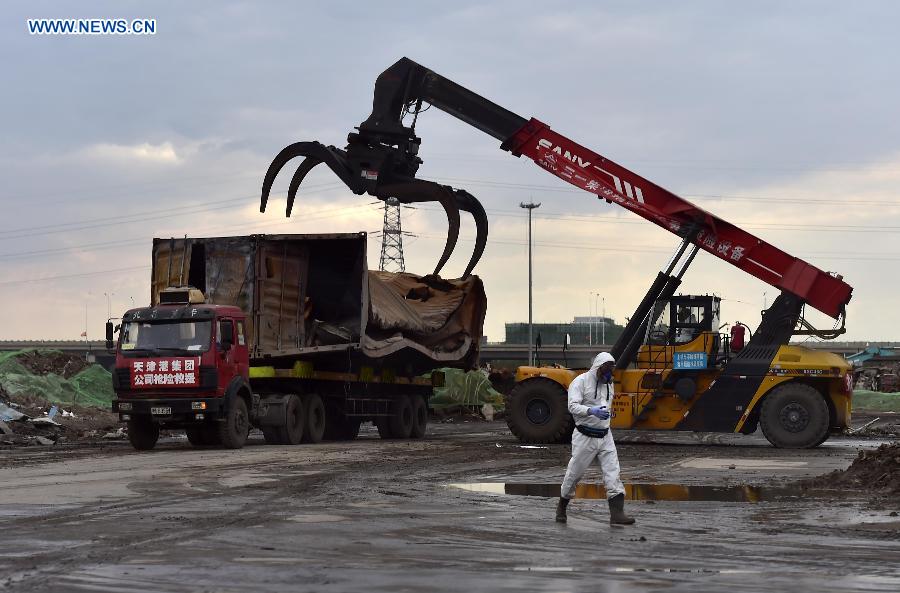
top-left (588, 294), bottom-right (593, 346)
top-left (602, 296), bottom-right (606, 345)
top-left (103, 292), bottom-right (114, 320)
top-left (520, 201), bottom-right (540, 366)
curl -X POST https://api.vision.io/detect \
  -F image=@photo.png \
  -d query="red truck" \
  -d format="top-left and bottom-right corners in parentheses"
top-left (107, 233), bottom-right (486, 451)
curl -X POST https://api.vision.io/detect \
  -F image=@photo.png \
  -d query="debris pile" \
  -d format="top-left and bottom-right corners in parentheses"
top-left (0, 349), bottom-right (119, 446)
top-left (430, 368), bottom-right (505, 421)
top-left (803, 442), bottom-right (900, 495)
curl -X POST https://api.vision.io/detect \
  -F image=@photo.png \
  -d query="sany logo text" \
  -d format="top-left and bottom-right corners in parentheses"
top-left (536, 138), bottom-right (644, 203)
top-left (537, 139), bottom-right (592, 168)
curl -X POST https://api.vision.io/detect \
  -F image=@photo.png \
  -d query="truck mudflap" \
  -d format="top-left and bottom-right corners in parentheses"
top-left (113, 397), bottom-right (225, 423)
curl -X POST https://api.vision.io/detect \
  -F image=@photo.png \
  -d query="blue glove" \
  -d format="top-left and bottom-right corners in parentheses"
top-left (588, 406), bottom-right (610, 420)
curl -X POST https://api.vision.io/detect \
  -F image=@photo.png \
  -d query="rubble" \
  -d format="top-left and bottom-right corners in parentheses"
top-left (14, 350), bottom-right (91, 379)
top-left (802, 441), bottom-right (900, 495)
top-left (0, 349), bottom-right (119, 447)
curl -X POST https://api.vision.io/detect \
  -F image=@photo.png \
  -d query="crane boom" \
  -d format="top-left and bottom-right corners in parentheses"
top-left (357, 58), bottom-right (852, 319)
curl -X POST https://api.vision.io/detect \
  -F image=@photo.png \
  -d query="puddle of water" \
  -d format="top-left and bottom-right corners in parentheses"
top-left (449, 482), bottom-right (816, 502)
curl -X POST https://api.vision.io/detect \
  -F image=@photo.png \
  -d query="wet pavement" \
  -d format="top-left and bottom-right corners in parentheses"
top-left (0, 422), bottom-right (898, 592)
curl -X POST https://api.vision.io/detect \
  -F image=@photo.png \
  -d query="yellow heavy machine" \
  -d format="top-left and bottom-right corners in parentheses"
top-left (508, 292), bottom-right (853, 448)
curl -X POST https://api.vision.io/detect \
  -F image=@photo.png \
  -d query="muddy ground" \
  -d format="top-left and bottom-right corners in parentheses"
top-left (0, 422), bottom-right (898, 593)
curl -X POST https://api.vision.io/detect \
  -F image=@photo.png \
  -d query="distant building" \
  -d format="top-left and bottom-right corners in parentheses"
top-left (504, 316), bottom-right (622, 346)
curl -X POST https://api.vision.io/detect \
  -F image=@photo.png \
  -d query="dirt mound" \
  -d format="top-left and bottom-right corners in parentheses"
top-left (14, 350), bottom-right (91, 379)
top-left (804, 442), bottom-right (900, 494)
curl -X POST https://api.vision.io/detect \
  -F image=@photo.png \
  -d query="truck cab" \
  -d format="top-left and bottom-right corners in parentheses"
top-left (110, 287), bottom-right (253, 450)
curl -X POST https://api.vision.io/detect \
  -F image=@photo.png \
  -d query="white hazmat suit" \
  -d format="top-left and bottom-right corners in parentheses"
top-left (560, 352), bottom-right (625, 500)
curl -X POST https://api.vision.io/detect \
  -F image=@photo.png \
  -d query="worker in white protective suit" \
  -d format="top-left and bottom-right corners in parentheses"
top-left (556, 352), bottom-right (635, 525)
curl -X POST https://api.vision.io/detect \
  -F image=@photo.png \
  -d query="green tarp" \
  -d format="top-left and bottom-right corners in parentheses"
top-left (0, 350), bottom-right (114, 409)
top-left (430, 368), bottom-right (504, 411)
top-left (852, 390), bottom-right (900, 413)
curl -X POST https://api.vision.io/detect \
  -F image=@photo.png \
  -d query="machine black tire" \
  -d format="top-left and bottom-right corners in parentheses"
top-left (127, 419), bottom-right (159, 451)
top-left (302, 394), bottom-right (326, 444)
top-left (813, 429), bottom-right (832, 447)
top-left (506, 377), bottom-right (574, 444)
top-left (217, 396), bottom-right (249, 449)
top-left (410, 395), bottom-right (428, 439)
top-left (760, 383), bottom-right (829, 449)
top-left (389, 396), bottom-right (414, 439)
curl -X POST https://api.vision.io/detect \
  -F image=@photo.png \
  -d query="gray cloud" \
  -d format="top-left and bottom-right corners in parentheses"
top-left (2, 0), bottom-right (899, 340)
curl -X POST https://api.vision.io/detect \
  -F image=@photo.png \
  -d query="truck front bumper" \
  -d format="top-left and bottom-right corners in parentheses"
top-left (113, 397), bottom-right (225, 424)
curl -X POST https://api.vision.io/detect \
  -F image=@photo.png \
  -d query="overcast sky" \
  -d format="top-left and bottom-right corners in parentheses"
top-left (2, 1), bottom-right (900, 344)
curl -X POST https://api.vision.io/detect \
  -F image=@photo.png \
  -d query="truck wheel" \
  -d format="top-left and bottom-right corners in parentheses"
top-left (760, 383), bottom-right (829, 448)
top-left (262, 394), bottom-right (306, 445)
top-left (302, 394), bottom-right (326, 443)
top-left (283, 394), bottom-right (307, 444)
top-left (410, 395), bottom-right (428, 439)
top-left (389, 396), bottom-right (414, 439)
top-left (127, 419), bottom-right (159, 451)
top-left (506, 378), bottom-right (573, 444)
top-left (217, 396), bottom-right (249, 449)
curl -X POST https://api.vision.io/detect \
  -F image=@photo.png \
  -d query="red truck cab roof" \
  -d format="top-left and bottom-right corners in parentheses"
top-left (122, 303), bottom-right (245, 323)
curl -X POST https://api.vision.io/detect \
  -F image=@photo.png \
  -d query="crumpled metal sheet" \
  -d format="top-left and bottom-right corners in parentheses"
top-left (364, 272), bottom-right (486, 367)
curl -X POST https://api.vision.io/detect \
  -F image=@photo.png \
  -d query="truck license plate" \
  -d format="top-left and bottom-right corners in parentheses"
top-left (151, 406), bottom-right (172, 415)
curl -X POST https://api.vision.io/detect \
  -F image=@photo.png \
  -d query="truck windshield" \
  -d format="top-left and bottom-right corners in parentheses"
top-left (120, 320), bottom-right (212, 353)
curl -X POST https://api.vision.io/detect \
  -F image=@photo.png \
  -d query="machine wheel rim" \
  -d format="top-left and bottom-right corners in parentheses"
top-left (525, 397), bottom-right (552, 425)
top-left (779, 402), bottom-right (810, 433)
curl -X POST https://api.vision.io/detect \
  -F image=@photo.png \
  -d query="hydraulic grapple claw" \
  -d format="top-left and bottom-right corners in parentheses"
top-left (262, 140), bottom-right (487, 278)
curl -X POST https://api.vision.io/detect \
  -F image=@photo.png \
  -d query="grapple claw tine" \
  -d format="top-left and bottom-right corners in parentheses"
top-left (376, 180), bottom-right (461, 277)
top-left (452, 189), bottom-right (488, 278)
top-left (287, 157), bottom-right (322, 217)
top-left (261, 141), bottom-right (355, 214)
top-left (431, 186), bottom-right (461, 277)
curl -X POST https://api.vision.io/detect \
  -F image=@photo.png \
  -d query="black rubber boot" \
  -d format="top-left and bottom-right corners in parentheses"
top-left (555, 497), bottom-right (570, 523)
top-left (608, 493), bottom-right (635, 525)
